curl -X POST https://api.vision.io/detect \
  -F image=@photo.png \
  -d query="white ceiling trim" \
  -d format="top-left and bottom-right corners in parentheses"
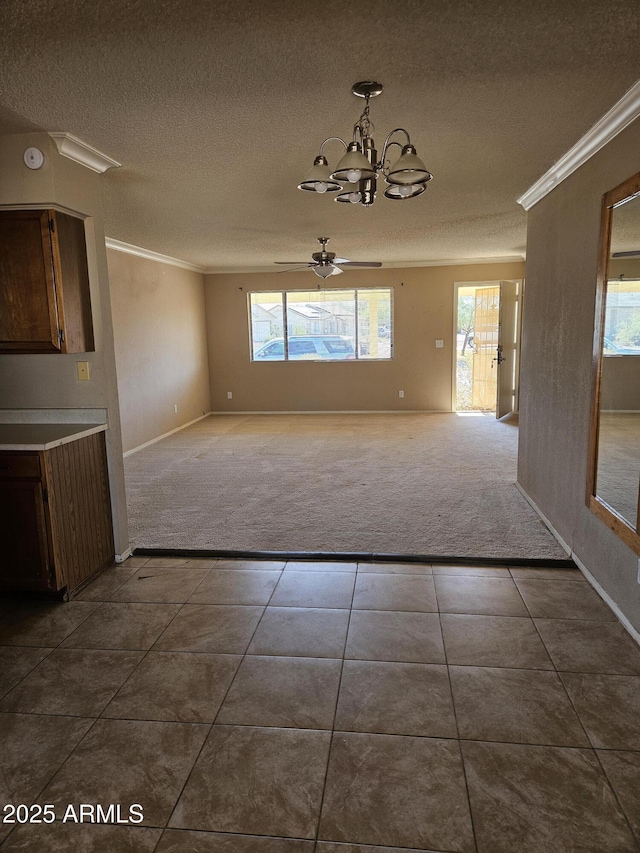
top-left (49, 132), bottom-right (121, 173)
top-left (105, 239), bottom-right (523, 275)
top-left (203, 255), bottom-right (525, 275)
top-left (105, 238), bottom-right (206, 273)
top-left (517, 79), bottom-right (640, 211)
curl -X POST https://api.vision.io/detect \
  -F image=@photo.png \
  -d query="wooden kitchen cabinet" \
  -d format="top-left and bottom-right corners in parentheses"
top-left (0, 208), bottom-right (94, 353)
top-left (0, 428), bottom-right (114, 595)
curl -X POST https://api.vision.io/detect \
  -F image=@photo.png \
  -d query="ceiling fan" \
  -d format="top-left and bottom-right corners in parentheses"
top-left (275, 237), bottom-right (382, 279)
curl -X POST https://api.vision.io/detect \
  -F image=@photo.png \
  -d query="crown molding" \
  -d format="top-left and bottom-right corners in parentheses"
top-left (374, 255), bottom-right (525, 269)
top-left (517, 79), bottom-right (640, 211)
top-left (203, 255), bottom-right (525, 275)
top-left (104, 241), bottom-right (523, 277)
top-left (105, 238), bottom-right (206, 273)
top-left (49, 132), bottom-right (121, 173)
top-left (0, 202), bottom-right (87, 218)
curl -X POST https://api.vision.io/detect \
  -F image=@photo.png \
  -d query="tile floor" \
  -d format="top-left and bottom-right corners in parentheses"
top-left (1, 557), bottom-right (640, 851)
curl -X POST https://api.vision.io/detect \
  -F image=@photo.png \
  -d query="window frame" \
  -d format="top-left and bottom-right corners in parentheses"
top-left (248, 287), bottom-right (394, 363)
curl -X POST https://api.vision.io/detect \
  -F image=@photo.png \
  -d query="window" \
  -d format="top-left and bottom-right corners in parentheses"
top-left (249, 288), bottom-right (393, 361)
top-left (603, 280), bottom-right (640, 355)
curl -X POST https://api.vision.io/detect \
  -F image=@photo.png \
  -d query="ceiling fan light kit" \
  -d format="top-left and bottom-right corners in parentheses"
top-left (298, 82), bottom-right (432, 206)
top-left (275, 237), bottom-right (382, 278)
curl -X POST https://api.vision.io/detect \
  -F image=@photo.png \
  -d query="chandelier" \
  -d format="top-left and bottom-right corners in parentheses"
top-left (298, 81), bottom-right (432, 206)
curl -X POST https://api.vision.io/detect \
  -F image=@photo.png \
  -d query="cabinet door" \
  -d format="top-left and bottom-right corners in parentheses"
top-left (0, 210), bottom-right (62, 352)
top-left (0, 479), bottom-right (54, 591)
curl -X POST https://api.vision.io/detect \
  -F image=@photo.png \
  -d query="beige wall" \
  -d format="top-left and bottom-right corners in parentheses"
top-left (0, 132), bottom-right (129, 555)
top-left (108, 250), bottom-right (211, 453)
top-left (518, 117), bottom-right (640, 631)
top-left (204, 262), bottom-right (524, 412)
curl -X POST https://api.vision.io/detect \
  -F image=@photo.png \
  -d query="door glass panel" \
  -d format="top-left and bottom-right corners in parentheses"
top-left (471, 286), bottom-right (499, 411)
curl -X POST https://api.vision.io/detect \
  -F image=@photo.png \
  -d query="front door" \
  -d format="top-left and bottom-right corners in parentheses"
top-left (456, 281), bottom-right (520, 416)
top-left (496, 280), bottom-right (518, 418)
top-left (471, 285), bottom-right (500, 411)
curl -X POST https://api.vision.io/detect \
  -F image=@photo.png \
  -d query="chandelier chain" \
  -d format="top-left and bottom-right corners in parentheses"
top-left (356, 95), bottom-right (375, 141)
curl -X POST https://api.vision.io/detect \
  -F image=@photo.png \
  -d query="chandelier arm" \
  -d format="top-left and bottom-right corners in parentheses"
top-left (380, 128), bottom-right (411, 169)
top-left (379, 140), bottom-right (403, 174)
top-left (318, 136), bottom-right (348, 156)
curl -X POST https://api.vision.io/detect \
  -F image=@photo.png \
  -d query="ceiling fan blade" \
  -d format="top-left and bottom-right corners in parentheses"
top-left (337, 261), bottom-right (382, 268)
top-left (276, 264), bottom-right (314, 273)
top-left (274, 261), bottom-right (315, 265)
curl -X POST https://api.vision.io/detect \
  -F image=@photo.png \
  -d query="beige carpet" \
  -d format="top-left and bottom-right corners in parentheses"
top-left (124, 412), bottom-right (567, 559)
top-left (597, 412), bottom-right (640, 527)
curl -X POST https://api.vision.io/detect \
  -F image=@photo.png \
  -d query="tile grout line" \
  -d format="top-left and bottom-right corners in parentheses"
top-left (592, 749), bottom-right (640, 852)
top-left (50, 560), bottom-right (222, 726)
top-left (162, 562), bottom-right (285, 833)
top-left (0, 564), bottom-right (203, 839)
top-left (312, 566), bottom-right (358, 845)
top-left (435, 569), bottom-right (480, 853)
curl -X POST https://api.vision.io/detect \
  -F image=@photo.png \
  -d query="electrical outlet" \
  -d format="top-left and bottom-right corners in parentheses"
top-left (174, 404), bottom-right (178, 413)
top-left (76, 361), bottom-right (90, 381)
top-left (435, 339), bottom-right (444, 348)
top-left (227, 391), bottom-right (233, 399)
top-left (398, 390), bottom-right (404, 398)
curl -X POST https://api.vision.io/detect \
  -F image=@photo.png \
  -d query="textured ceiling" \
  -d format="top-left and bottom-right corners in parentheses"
top-left (0, 0), bottom-right (638, 270)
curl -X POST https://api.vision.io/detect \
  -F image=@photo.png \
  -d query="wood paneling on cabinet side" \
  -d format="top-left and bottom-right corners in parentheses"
top-left (44, 432), bottom-right (114, 591)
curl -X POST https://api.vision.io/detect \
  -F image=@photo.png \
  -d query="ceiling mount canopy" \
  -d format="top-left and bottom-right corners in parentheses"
top-left (297, 81), bottom-right (433, 207)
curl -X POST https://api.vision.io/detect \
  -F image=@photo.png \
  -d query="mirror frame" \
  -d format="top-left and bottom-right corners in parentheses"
top-left (587, 170), bottom-right (640, 555)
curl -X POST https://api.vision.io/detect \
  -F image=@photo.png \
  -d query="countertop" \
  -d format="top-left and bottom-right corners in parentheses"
top-left (0, 423), bottom-right (108, 451)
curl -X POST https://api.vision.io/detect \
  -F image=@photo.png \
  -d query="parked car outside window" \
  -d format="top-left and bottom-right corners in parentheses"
top-left (253, 335), bottom-right (356, 361)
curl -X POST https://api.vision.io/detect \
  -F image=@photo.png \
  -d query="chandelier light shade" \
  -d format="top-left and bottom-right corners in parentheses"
top-left (331, 142), bottom-right (376, 183)
top-left (298, 155), bottom-right (342, 193)
top-left (384, 183), bottom-right (428, 200)
top-left (386, 144), bottom-right (432, 185)
top-left (297, 82), bottom-right (433, 207)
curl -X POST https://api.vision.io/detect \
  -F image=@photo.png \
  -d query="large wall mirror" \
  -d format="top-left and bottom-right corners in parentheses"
top-left (588, 171), bottom-right (640, 554)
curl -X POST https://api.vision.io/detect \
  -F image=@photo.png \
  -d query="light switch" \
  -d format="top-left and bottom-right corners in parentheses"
top-left (435, 340), bottom-right (444, 348)
top-left (76, 361), bottom-right (90, 381)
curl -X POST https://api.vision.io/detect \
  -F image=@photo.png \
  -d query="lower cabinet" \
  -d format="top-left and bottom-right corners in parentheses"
top-left (0, 432), bottom-right (114, 594)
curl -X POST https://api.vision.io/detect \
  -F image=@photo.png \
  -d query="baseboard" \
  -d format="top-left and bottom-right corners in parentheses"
top-left (114, 547), bottom-right (132, 563)
top-left (515, 482), bottom-right (572, 555)
top-left (208, 410), bottom-right (454, 415)
top-left (123, 413), bottom-right (211, 457)
top-left (516, 483), bottom-right (640, 645)
top-left (132, 547), bottom-right (575, 568)
top-left (571, 552), bottom-right (640, 646)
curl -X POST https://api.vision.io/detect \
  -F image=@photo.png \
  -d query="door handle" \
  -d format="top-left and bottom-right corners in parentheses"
top-left (491, 345), bottom-right (506, 367)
